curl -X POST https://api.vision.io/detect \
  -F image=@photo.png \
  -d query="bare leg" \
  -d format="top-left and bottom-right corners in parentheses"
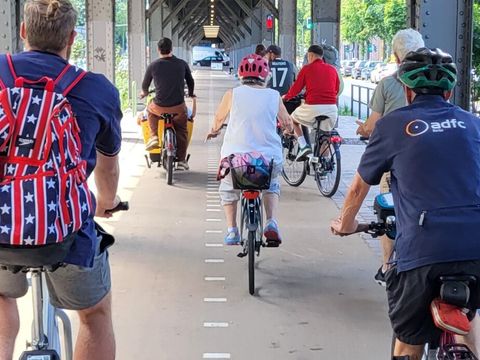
top-left (74, 292), bottom-right (115, 360)
top-left (292, 121), bottom-right (304, 138)
top-left (381, 235), bottom-right (394, 271)
top-left (393, 338), bottom-right (424, 360)
top-left (223, 202), bottom-right (238, 228)
top-left (456, 315), bottom-right (480, 355)
top-left (263, 193), bottom-right (279, 221)
top-left (0, 296), bottom-right (19, 360)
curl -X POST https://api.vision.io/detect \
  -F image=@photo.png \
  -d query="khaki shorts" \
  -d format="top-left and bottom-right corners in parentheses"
top-left (291, 102), bottom-right (338, 131)
top-left (0, 241), bottom-right (111, 310)
top-left (380, 172), bottom-right (391, 193)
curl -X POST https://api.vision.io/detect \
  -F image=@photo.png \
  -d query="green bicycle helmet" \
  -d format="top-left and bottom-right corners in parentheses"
top-left (398, 47), bottom-right (457, 94)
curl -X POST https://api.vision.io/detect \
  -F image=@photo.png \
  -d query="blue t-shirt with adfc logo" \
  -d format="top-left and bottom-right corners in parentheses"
top-left (358, 95), bottom-right (480, 272)
top-left (4, 51), bottom-right (123, 268)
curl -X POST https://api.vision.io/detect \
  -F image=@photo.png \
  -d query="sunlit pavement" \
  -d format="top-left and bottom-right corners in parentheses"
top-left (15, 69), bottom-right (389, 360)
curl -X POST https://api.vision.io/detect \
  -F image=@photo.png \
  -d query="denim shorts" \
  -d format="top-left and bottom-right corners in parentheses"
top-left (0, 241), bottom-right (111, 310)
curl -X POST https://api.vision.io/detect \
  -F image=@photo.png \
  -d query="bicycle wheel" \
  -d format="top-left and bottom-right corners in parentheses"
top-left (166, 155), bottom-right (174, 185)
top-left (315, 141), bottom-right (341, 197)
top-left (281, 134), bottom-right (307, 186)
top-left (163, 129), bottom-right (175, 185)
top-left (248, 230), bottom-right (255, 295)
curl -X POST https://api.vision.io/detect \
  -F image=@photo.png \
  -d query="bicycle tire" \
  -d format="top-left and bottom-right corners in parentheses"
top-left (166, 155), bottom-right (174, 185)
top-left (281, 135), bottom-right (307, 187)
top-left (315, 141), bottom-right (341, 197)
top-left (248, 230), bottom-right (255, 295)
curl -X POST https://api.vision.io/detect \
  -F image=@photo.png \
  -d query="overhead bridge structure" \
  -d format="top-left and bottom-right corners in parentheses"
top-left (0, 0), bottom-right (475, 109)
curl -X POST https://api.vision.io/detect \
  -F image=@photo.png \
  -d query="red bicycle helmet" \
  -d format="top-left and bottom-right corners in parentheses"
top-left (238, 54), bottom-right (269, 81)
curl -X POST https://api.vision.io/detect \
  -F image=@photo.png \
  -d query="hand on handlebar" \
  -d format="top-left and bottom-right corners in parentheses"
top-left (330, 218), bottom-right (359, 236)
top-left (96, 195), bottom-right (125, 219)
top-left (205, 128), bottom-right (221, 141)
top-left (139, 91), bottom-right (147, 100)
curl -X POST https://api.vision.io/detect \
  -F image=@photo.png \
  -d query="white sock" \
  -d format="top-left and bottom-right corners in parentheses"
top-left (298, 136), bottom-right (307, 148)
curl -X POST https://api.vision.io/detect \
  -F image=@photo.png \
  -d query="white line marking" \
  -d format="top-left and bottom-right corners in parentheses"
top-left (205, 259), bottom-right (224, 263)
top-left (205, 243), bottom-right (223, 247)
top-left (207, 209), bottom-right (221, 212)
top-left (207, 191), bottom-right (218, 194)
top-left (204, 298), bottom-right (227, 302)
top-left (207, 200), bottom-right (220, 203)
top-left (206, 218), bottom-right (221, 222)
top-left (203, 353), bottom-right (231, 359)
top-left (207, 204), bottom-right (221, 207)
top-left (204, 276), bottom-right (226, 281)
top-left (203, 322), bottom-right (229, 328)
top-left (206, 230), bottom-right (222, 233)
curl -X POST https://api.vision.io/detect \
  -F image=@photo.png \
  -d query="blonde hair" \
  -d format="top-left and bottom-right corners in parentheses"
top-left (24, 0), bottom-right (77, 53)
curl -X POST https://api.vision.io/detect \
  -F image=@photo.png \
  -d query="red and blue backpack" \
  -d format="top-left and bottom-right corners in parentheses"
top-left (0, 54), bottom-right (93, 266)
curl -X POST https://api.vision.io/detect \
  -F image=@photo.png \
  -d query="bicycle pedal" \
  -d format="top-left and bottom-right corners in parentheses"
top-left (20, 350), bottom-right (60, 360)
top-left (265, 240), bottom-right (280, 248)
top-left (237, 252), bottom-right (247, 258)
top-left (310, 156), bottom-right (319, 164)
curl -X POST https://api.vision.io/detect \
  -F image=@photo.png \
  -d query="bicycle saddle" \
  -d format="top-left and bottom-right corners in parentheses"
top-left (160, 113), bottom-right (178, 120)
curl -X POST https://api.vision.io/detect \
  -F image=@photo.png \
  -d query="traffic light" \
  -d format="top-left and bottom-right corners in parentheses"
top-left (266, 14), bottom-right (274, 31)
top-left (306, 17), bottom-right (313, 30)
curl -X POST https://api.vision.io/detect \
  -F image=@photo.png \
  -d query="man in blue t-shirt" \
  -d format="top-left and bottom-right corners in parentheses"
top-left (266, 45), bottom-right (296, 96)
top-left (0, 1), bottom-right (121, 359)
top-left (331, 48), bottom-right (480, 358)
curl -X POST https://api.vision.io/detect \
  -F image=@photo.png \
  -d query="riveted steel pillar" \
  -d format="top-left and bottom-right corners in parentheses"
top-left (278, 0), bottom-right (296, 64)
top-left (128, 0), bottom-right (146, 100)
top-left (261, 0), bottom-right (275, 46)
top-left (86, 0), bottom-right (115, 81)
top-left (311, 0), bottom-right (340, 49)
top-left (408, 0), bottom-right (473, 110)
top-left (0, 0), bottom-right (18, 53)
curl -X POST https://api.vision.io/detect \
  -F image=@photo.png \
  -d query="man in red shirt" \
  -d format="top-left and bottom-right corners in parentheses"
top-left (284, 45), bottom-right (340, 159)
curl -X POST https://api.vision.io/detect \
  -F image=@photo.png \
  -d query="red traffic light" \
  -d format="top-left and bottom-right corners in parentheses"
top-left (266, 14), bottom-right (274, 30)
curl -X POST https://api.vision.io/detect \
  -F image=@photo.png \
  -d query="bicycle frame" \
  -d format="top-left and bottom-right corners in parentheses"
top-left (161, 114), bottom-right (177, 159)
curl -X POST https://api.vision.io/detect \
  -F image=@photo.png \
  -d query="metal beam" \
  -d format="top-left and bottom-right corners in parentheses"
top-left (182, 14), bottom-right (208, 41)
top-left (216, 16), bottom-right (241, 42)
top-left (231, 0), bottom-right (262, 29)
top-left (219, 29), bottom-right (234, 46)
top-left (128, 0), bottom-right (147, 110)
top-left (179, 10), bottom-right (207, 39)
top-left (216, 6), bottom-right (245, 39)
top-left (172, 0), bottom-right (203, 34)
top-left (407, 0), bottom-right (473, 110)
top-left (185, 26), bottom-right (204, 44)
top-left (146, 0), bottom-right (165, 19)
top-left (163, 0), bottom-right (191, 29)
top-left (258, 0), bottom-right (278, 19)
top-left (218, 0), bottom-right (252, 35)
top-left (311, 0), bottom-right (340, 50)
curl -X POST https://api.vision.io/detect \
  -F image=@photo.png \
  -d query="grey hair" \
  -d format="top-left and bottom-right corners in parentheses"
top-left (392, 29), bottom-right (425, 62)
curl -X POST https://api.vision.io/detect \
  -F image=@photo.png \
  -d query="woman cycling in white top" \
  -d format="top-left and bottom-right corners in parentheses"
top-left (207, 54), bottom-right (293, 245)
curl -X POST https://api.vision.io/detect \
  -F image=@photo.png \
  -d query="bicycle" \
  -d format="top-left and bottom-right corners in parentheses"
top-left (12, 201), bottom-right (129, 360)
top-left (280, 99), bottom-right (342, 197)
top-left (355, 193), bottom-right (478, 360)
top-left (227, 156), bottom-right (275, 296)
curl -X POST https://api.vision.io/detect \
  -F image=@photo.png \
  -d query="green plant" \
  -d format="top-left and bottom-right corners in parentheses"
top-left (338, 104), bottom-right (351, 116)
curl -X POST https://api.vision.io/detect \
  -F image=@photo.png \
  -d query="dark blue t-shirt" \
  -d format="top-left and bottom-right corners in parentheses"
top-left (1, 51), bottom-right (122, 267)
top-left (358, 95), bottom-right (480, 272)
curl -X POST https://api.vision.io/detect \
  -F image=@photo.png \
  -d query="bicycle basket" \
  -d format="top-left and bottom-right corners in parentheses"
top-left (228, 152), bottom-right (273, 190)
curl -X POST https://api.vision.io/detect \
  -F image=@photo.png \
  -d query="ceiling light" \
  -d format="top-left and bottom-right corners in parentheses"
top-left (204, 25), bottom-right (220, 38)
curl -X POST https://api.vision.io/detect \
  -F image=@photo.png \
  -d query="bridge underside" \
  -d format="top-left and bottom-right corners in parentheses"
top-left (0, 0), bottom-right (474, 109)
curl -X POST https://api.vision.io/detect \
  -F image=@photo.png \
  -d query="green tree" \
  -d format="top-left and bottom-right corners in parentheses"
top-left (296, 0), bottom-right (311, 64)
top-left (71, 0), bottom-right (85, 26)
top-left (383, 0), bottom-right (407, 53)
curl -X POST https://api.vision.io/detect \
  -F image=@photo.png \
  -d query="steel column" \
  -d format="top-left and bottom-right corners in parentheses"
top-left (86, 0), bottom-right (115, 82)
top-left (408, 0), bottom-right (474, 110)
top-left (278, 0), bottom-right (296, 63)
top-left (0, 0), bottom-right (18, 52)
top-left (311, 0), bottom-right (340, 49)
top-left (128, 0), bottom-right (147, 103)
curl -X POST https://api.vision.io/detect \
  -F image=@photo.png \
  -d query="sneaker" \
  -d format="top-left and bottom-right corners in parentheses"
top-left (176, 161), bottom-right (189, 171)
top-left (296, 145), bottom-right (312, 161)
top-left (264, 219), bottom-right (282, 247)
top-left (224, 230), bottom-right (240, 246)
top-left (431, 298), bottom-right (470, 335)
top-left (374, 266), bottom-right (386, 287)
top-left (145, 136), bottom-right (159, 151)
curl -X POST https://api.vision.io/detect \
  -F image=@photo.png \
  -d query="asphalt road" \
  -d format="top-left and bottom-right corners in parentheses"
top-left (14, 69), bottom-right (391, 360)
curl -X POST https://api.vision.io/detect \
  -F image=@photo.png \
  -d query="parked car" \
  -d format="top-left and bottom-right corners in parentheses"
top-left (360, 61), bottom-right (383, 81)
top-left (378, 62), bottom-right (398, 81)
top-left (370, 63), bottom-right (386, 83)
top-left (193, 56), bottom-right (224, 67)
top-left (342, 60), bottom-right (357, 77)
top-left (351, 60), bottom-right (368, 79)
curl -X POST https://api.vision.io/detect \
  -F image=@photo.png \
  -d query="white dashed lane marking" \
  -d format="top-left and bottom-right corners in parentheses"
top-left (203, 353), bottom-right (231, 359)
top-left (203, 322), bottom-right (229, 328)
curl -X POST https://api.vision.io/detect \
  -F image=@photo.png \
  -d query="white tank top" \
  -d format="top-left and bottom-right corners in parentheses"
top-left (221, 85), bottom-right (282, 165)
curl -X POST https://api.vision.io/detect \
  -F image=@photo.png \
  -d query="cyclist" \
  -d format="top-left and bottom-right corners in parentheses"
top-left (255, 43), bottom-right (267, 57)
top-left (331, 48), bottom-right (480, 359)
top-left (283, 45), bottom-right (340, 160)
top-left (355, 28), bottom-right (425, 287)
top-left (206, 54), bottom-right (293, 246)
top-left (140, 37), bottom-right (195, 170)
top-left (0, 1), bottom-right (121, 359)
top-left (265, 45), bottom-right (296, 96)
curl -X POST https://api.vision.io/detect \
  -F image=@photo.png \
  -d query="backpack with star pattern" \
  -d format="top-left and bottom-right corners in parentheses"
top-left (0, 54), bottom-right (93, 267)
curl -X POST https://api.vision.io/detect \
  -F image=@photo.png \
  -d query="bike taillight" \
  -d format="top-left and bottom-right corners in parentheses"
top-left (331, 135), bottom-right (342, 144)
top-left (243, 190), bottom-right (260, 200)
